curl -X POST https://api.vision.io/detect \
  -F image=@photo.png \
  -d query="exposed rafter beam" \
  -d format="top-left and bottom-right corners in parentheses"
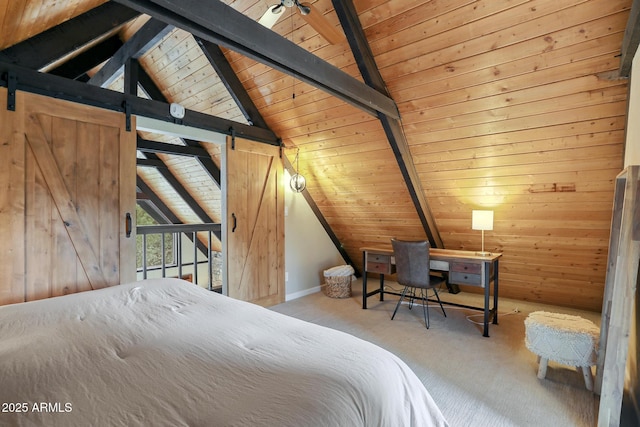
top-left (619, 0), bottom-right (640, 77)
top-left (0, 62), bottom-right (279, 145)
top-left (137, 158), bottom-right (166, 168)
top-left (137, 176), bottom-right (183, 224)
top-left (113, 0), bottom-right (399, 119)
top-left (0, 2), bottom-right (140, 71)
top-left (332, 0), bottom-right (443, 248)
top-left (88, 18), bottom-right (174, 88)
top-left (144, 150), bottom-right (221, 240)
top-left (137, 64), bottom-right (222, 186)
top-left (49, 36), bottom-right (123, 80)
top-left (137, 137), bottom-right (211, 158)
top-left (195, 38), bottom-right (268, 129)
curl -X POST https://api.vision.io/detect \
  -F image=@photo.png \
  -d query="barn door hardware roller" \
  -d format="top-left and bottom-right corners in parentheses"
top-left (122, 101), bottom-right (132, 132)
top-left (3, 71), bottom-right (17, 111)
top-left (230, 127), bottom-right (236, 150)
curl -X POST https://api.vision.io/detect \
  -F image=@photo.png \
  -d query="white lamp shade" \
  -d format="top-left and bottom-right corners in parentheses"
top-left (472, 210), bottom-right (494, 231)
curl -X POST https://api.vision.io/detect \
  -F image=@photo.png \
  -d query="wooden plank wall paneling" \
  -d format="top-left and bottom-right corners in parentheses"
top-left (221, 0), bottom-right (628, 311)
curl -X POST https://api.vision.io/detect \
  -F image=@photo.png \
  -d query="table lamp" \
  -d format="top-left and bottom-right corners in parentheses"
top-left (472, 210), bottom-right (493, 256)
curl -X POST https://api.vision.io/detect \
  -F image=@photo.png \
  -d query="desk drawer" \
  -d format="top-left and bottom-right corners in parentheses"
top-left (366, 262), bottom-right (392, 274)
top-left (367, 254), bottom-right (390, 264)
top-left (451, 262), bottom-right (481, 274)
top-left (450, 271), bottom-right (482, 287)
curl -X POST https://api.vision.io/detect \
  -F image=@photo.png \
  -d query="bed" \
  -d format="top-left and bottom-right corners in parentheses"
top-left (0, 278), bottom-right (448, 426)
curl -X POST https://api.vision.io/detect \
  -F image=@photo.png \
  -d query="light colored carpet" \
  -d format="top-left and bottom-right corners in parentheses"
top-left (271, 278), bottom-right (600, 427)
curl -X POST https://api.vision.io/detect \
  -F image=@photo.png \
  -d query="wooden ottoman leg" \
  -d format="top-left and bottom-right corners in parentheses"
top-left (537, 357), bottom-right (548, 379)
top-left (580, 366), bottom-right (593, 391)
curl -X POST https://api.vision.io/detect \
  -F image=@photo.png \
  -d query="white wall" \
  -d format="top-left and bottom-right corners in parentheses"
top-left (284, 169), bottom-right (346, 300)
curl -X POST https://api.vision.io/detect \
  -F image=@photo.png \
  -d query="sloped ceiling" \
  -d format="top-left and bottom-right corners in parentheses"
top-left (0, 0), bottom-right (633, 311)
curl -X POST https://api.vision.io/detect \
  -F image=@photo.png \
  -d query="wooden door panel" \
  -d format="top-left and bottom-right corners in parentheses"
top-left (226, 137), bottom-right (284, 306)
top-left (0, 89), bottom-right (136, 305)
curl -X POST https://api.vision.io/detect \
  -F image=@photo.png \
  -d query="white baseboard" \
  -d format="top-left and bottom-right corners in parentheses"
top-left (286, 285), bottom-right (321, 301)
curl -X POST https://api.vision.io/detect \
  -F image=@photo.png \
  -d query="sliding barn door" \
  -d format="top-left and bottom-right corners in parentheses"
top-left (226, 136), bottom-right (284, 307)
top-left (0, 89), bottom-right (136, 305)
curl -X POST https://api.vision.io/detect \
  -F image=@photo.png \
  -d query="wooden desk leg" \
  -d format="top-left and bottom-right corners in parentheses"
top-left (379, 274), bottom-right (384, 301)
top-left (483, 262), bottom-right (490, 337)
top-left (362, 251), bottom-right (368, 309)
top-left (493, 260), bottom-right (499, 325)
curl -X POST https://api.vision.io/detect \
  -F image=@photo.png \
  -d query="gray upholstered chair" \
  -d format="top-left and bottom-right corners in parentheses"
top-left (391, 239), bottom-right (447, 329)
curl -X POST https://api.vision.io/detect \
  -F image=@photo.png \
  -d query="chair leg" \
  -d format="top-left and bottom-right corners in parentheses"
top-left (391, 286), bottom-right (409, 320)
top-left (537, 358), bottom-right (548, 379)
top-left (432, 287), bottom-right (447, 317)
top-left (407, 288), bottom-right (415, 310)
top-left (421, 288), bottom-right (430, 329)
top-left (579, 366), bottom-right (593, 391)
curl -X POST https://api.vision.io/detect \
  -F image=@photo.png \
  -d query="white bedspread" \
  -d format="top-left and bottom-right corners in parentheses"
top-left (0, 278), bottom-right (448, 426)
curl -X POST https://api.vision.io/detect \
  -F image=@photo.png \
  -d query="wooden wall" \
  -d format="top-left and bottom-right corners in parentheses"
top-left (222, 0), bottom-right (629, 311)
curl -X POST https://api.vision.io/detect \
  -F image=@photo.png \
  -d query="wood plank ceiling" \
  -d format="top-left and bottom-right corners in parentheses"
top-left (0, 0), bottom-right (631, 311)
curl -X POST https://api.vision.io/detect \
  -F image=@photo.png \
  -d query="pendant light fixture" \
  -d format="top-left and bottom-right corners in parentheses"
top-left (290, 148), bottom-right (306, 193)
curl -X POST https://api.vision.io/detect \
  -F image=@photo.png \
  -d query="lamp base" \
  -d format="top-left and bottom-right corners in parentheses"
top-left (475, 251), bottom-right (492, 257)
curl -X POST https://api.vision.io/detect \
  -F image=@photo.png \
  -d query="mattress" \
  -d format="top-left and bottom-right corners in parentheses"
top-left (0, 278), bottom-right (448, 426)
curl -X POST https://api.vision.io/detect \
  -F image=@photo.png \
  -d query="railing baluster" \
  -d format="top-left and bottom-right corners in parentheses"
top-left (142, 234), bottom-right (148, 280)
top-left (208, 230), bottom-right (213, 291)
top-left (177, 231), bottom-right (183, 280)
top-left (193, 231), bottom-right (198, 285)
top-left (161, 233), bottom-right (166, 278)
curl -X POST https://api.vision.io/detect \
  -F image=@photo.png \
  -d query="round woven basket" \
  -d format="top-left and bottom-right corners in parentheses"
top-left (323, 275), bottom-right (352, 298)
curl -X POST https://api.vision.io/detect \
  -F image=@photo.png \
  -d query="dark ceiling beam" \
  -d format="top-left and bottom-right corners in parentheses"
top-left (195, 38), bottom-right (268, 129)
top-left (137, 137), bottom-right (211, 158)
top-left (113, 0), bottom-right (399, 119)
top-left (135, 180), bottom-right (211, 256)
top-left (137, 176), bottom-right (182, 224)
top-left (137, 158), bottom-right (166, 168)
top-left (0, 61), bottom-right (279, 145)
top-left (0, 2), bottom-right (140, 71)
top-left (619, 0), bottom-right (640, 77)
top-left (332, 0), bottom-right (443, 248)
top-left (145, 150), bottom-right (221, 240)
top-left (88, 18), bottom-right (174, 88)
top-left (137, 64), bottom-right (223, 186)
top-left (49, 36), bottom-right (123, 80)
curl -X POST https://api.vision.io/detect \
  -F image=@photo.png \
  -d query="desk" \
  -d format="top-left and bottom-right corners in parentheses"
top-left (361, 247), bottom-right (502, 337)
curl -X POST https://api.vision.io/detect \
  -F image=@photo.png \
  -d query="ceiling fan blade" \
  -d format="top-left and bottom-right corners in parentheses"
top-left (258, 4), bottom-right (285, 29)
top-left (299, 3), bottom-right (345, 45)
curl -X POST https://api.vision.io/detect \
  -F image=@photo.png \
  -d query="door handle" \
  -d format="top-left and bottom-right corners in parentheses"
top-left (125, 212), bottom-right (132, 238)
top-left (232, 213), bottom-right (237, 232)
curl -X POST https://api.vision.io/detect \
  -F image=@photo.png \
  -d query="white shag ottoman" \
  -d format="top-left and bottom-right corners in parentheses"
top-left (524, 311), bottom-right (600, 391)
